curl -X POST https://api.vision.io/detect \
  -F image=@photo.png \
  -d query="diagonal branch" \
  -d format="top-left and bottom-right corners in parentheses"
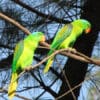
top-left (16, 47), bottom-right (100, 83)
top-left (55, 70), bottom-right (100, 100)
top-left (11, 0), bottom-right (69, 24)
top-left (0, 12), bottom-right (30, 35)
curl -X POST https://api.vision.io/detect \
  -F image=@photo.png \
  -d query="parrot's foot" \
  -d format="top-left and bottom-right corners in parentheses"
top-left (25, 66), bottom-right (32, 72)
top-left (67, 48), bottom-right (77, 53)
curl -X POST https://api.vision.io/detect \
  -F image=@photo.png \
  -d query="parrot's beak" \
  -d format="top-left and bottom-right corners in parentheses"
top-left (40, 36), bottom-right (46, 42)
top-left (39, 36), bottom-right (50, 47)
top-left (85, 28), bottom-right (91, 34)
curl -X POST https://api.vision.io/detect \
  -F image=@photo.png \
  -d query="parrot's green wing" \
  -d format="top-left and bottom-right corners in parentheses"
top-left (43, 24), bottom-right (73, 73)
top-left (13, 40), bottom-right (24, 62)
top-left (49, 23), bottom-right (73, 55)
top-left (8, 40), bottom-right (24, 100)
top-left (12, 40), bottom-right (24, 72)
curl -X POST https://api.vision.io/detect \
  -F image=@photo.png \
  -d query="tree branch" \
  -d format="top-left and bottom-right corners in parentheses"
top-left (15, 47), bottom-right (100, 83)
top-left (0, 12), bottom-right (30, 35)
top-left (0, 12), bottom-right (100, 73)
top-left (30, 71), bottom-right (58, 97)
top-left (0, 11), bottom-right (100, 100)
top-left (1, 66), bottom-right (99, 100)
top-left (55, 70), bottom-right (100, 100)
top-left (11, 0), bottom-right (69, 24)
top-left (0, 88), bottom-right (31, 100)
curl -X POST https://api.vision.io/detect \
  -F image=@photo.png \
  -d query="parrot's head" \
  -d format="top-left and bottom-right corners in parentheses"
top-left (80, 19), bottom-right (91, 34)
top-left (32, 32), bottom-right (46, 42)
top-left (73, 19), bottom-right (91, 34)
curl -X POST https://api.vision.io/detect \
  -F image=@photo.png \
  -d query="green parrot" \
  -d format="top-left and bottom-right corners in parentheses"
top-left (8, 32), bottom-right (45, 100)
top-left (43, 19), bottom-right (91, 73)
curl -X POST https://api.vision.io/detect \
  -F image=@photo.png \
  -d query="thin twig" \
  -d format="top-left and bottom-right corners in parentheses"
top-left (0, 88), bottom-right (31, 100)
top-left (15, 94), bottom-right (31, 100)
top-left (0, 71), bottom-right (97, 100)
top-left (55, 71), bottom-right (100, 100)
top-left (16, 47), bottom-right (100, 85)
top-left (61, 70), bottom-right (76, 100)
top-left (55, 59), bottom-right (76, 100)
top-left (55, 81), bottom-right (82, 100)
top-left (17, 49), bottom-right (71, 80)
top-left (12, 0), bottom-right (69, 24)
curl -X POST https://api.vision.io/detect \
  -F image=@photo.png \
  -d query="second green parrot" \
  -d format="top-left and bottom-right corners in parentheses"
top-left (43, 19), bottom-right (91, 73)
top-left (8, 32), bottom-right (45, 100)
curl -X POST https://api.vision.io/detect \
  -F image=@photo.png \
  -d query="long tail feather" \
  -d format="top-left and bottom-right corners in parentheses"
top-left (43, 56), bottom-right (54, 73)
top-left (8, 73), bottom-right (18, 100)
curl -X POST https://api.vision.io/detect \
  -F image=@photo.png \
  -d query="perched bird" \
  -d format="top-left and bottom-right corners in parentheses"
top-left (43, 19), bottom-right (91, 73)
top-left (8, 32), bottom-right (45, 100)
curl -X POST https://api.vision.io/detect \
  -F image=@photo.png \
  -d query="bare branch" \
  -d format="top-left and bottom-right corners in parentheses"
top-left (1, 69), bottom-right (99, 100)
top-left (0, 12), bottom-right (30, 35)
top-left (55, 70), bottom-right (100, 100)
top-left (0, 13), bottom-right (100, 66)
top-left (55, 81), bottom-right (82, 100)
top-left (11, 0), bottom-right (69, 24)
top-left (60, 69), bottom-right (76, 100)
top-left (15, 94), bottom-right (31, 100)
top-left (15, 47), bottom-right (100, 83)
top-left (0, 88), bottom-right (31, 100)
top-left (0, 11), bottom-right (100, 79)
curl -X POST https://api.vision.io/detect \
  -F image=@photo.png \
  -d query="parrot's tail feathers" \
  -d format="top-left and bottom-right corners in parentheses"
top-left (43, 57), bottom-right (54, 73)
top-left (8, 73), bottom-right (18, 100)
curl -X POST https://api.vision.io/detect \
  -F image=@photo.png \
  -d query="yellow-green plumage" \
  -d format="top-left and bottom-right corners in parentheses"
top-left (8, 32), bottom-right (45, 100)
top-left (43, 19), bottom-right (91, 73)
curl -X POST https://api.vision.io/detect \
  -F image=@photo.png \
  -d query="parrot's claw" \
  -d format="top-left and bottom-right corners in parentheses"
top-left (25, 66), bottom-right (32, 72)
top-left (67, 48), bottom-right (77, 53)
